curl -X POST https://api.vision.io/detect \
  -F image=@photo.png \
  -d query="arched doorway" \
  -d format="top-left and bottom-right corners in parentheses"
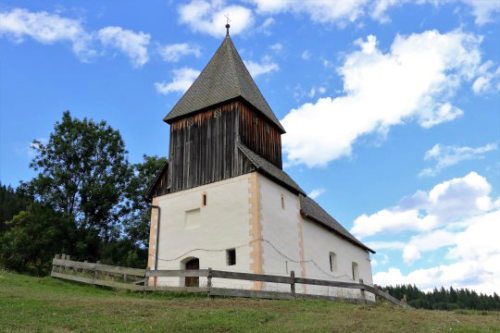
top-left (183, 258), bottom-right (199, 287)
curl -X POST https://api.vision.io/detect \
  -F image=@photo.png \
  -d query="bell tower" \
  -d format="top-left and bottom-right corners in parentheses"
top-left (150, 25), bottom-right (295, 196)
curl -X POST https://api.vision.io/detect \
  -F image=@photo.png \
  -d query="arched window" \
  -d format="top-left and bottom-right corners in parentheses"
top-left (352, 262), bottom-right (359, 281)
top-left (329, 252), bottom-right (337, 272)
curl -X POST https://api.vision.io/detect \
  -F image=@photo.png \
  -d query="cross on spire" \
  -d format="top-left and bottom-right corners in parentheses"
top-left (224, 14), bottom-right (231, 37)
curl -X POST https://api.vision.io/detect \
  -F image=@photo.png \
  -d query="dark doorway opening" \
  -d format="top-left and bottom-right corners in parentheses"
top-left (184, 258), bottom-right (199, 287)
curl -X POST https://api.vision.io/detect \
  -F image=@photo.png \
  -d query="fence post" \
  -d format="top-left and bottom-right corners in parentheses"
top-left (290, 270), bottom-right (296, 298)
top-left (94, 261), bottom-right (100, 282)
top-left (207, 267), bottom-right (213, 299)
top-left (359, 279), bottom-right (366, 304)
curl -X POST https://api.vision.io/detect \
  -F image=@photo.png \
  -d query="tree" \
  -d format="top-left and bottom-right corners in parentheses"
top-left (0, 204), bottom-right (75, 275)
top-left (0, 183), bottom-right (32, 232)
top-left (26, 111), bottom-right (131, 242)
top-left (124, 155), bottom-right (167, 248)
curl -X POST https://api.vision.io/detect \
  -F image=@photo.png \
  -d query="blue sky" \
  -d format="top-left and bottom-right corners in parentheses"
top-left (1, 0), bottom-right (499, 293)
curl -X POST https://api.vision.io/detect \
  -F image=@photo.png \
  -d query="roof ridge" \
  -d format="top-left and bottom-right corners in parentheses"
top-left (237, 143), bottom-right (304, 194)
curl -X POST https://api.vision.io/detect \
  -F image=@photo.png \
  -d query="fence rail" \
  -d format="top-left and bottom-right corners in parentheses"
top-left (51, 255), bottom-right (409, 308)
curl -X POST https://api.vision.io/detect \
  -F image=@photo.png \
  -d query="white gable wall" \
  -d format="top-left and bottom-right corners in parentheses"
top-left (258, 174), bottom-right (373, 299)
top-left (258, 175), bottom-right (304, 292)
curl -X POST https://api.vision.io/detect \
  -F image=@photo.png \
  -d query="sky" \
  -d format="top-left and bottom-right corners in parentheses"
top-left (1, 0), bottom-right (499, 294)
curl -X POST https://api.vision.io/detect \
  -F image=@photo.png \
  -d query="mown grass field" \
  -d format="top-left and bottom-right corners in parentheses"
top-left (1, 270), bottom-right (499, 333)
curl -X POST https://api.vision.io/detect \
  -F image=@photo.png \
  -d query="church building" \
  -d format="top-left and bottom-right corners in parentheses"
top-left (147, 25), bottom-right (374, 298)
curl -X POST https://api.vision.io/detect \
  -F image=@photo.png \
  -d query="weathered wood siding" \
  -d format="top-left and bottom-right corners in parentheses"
top-left (149, 163), bottom-right (170, 198)
top-left (168, 101), bottom-right (255, 192)
top-left (239, 103), bottom-right (282, 168)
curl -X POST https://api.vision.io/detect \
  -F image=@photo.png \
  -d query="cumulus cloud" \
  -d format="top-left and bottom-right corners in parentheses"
top-left (249, 0), bottom-right (499, 26)
top-left (0, 8), bottom-right (94, 60)
top-left (352, 172), bottom-right (497, 238)
top-left (372, 0), bottom-right (500, 25)
top-left (178, 0), bottom-right (254, 37)
top-left (158, 43), bottom-right (201, 62)
top-left (364, 172), bottom-right (500, 293)
top-left (420, 143), bottom-right (497, 177)
top-left (374, 209), bottom-right (500, 294)
top-left (154, 67), bottom-right (201, 95)
top-left (0, 8), bottom-right (152, 67)
top-left (281, 30), bottom-right (483, 167)
top-left (472, 61), bottom-right (500, 93)
top-left (97, 26), bottom-right (150, 67)
top-left (249, 0), bottom-right (369, 25)
top-left (308, 188), bottom-right (325, 199)
top-left (244, 56), bottom-right (279, 78)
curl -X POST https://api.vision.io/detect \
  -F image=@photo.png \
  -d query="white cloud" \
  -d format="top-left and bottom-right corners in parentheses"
top-left (250, 0), bottom-right (500, 26)
top-left (374, 209), bottom-right (500, 294)
top-left (269, 43), bottom-right (283, 53)
top-left (281, 30), bottom-right (482, 167)
top-left (420, 143), bottom-right (497, 177)
top-left (0, 8), bottom-right (94, 60)
top-left (402, 230), bottom-right (457, 264)
top-left (178, 0), bottom-right (254, 37)
top-left (352, 172), bottom-right (496, 237)
top-left (301, 50), bottom-right (311, 60)
top-left (472, 61), bottom-right (500, 93)
top-left (365, 241), bottom-right (405, 250)
top-left (356, 171), bottom-right (500, 293)
top-left (463, 0), bottom-right (500, 25)
top-left (308, 86), bottom-right (326, 98)
top-left (154, 67), bottom-right (200, 95)
top-left (249, 0), bottom-right (369, 25)
top-left (158, 43), bottom-right (201, 62)
top-left (244, 57), bottom-right (279, 78)
top-left (372, 0), bottom-right (500, 25)
top-left (308, 188), bottom-right (325, 199)
top-left (97, 26), bottom-right (150, 67)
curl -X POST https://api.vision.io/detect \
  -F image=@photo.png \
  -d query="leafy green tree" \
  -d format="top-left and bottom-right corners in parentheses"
top-left (0, 204), bottom-right (75, 275)
top-left (26, 111), bottom-right (131, 242)
top-left (123, 155), bottom-right (167, 248)
top-left (0, 183), bottom-right (32, 232)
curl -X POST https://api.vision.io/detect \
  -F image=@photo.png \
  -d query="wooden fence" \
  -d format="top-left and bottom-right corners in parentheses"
top-left (51, 255), bottom-right (408, 308)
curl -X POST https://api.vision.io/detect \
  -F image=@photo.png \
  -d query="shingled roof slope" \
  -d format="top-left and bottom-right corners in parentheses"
top-left (299, 195), bottom-right (375, 253)
top-left (238, 143), bottom-right (304, 195)
top-left (163, 36), bottom-right (285, 133)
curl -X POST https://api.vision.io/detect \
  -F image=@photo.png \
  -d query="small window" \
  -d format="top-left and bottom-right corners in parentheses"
top-left (281, 194), bottom-right (285, 209)
top-left (329, 252), bottom-right (337, 272)
top-left (226, 248), bottom-right (236, 266)
top-left (202, 193), bottom-right (207, 206)
top-left (352, 262), bottom-right (359, 281)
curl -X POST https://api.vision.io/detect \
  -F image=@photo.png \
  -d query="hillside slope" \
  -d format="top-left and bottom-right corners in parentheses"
top-left (1, 271), bottom-right (499, 332)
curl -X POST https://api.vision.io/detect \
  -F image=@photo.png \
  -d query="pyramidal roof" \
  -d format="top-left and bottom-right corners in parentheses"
top-left (163, 33), bottom-right (285, 133)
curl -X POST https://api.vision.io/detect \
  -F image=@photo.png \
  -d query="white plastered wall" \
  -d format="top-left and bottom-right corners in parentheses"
top-left (258, 175), bottom-right (304, 293)
top-left (148, 171), bottom-right (373, 300)
top-left (301, 219), bottom-right (374, 300)
top-left (258, 174), bottom-right (374, 299)
top-left (152, 173), bottom-right (254, 289)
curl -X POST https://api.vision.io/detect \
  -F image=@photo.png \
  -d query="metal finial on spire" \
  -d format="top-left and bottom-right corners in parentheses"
top-left (224, 14), bottom-right (231, 37)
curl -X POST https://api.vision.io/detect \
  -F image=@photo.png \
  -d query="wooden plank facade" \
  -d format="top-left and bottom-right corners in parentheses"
top-left (153, 98), bottom-right (283, 194)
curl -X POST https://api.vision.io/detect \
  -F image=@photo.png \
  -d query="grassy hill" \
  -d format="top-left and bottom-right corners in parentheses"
top-left (1, 270), bottom-right (499, 333)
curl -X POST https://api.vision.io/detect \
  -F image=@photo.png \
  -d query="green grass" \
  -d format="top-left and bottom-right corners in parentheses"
top-left (1, 270), bottom-right (499, 332)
